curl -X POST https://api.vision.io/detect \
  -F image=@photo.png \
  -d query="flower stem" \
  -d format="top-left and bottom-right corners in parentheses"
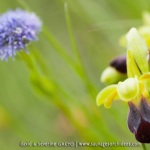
top-left (64, 2), bottom-right (96, 97)
top-left (142, 144), bottom-right (147, 150)
top-left (17, 0), bottom-right (97, 99)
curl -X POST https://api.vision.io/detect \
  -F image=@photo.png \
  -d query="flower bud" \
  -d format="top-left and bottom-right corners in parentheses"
top-left (101, 55), bottom-right (127, 84)
top-left (110, 55), bottom-right (127, 74)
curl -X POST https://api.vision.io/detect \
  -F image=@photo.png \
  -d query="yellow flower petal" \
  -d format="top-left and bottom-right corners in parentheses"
top-left (96, 85), bottom-right (117, 107)
top-left (139, 82), bottom-right (149, 99)
top-left (104, 89), bottom-right (117, 108)
top-left (139, 72), bottom-right (150, 80)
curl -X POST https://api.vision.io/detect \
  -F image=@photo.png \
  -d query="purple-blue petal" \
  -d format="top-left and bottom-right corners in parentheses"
top-left (140, 97), bottom-right (150, 123)
top-left (128, 101), bottom-right (141, 134)
top-left (128, 98), bottom-right (150, 143)
top-left (0, 8), bottom-right (42, 60)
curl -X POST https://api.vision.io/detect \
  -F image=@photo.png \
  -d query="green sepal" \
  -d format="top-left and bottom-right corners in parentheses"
top-left (127, 50), bottom-right (141, 77)
top-left (126, 28), bottom-right (149, 74)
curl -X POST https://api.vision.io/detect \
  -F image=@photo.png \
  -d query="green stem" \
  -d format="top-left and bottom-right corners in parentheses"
top-left (17, 0), bottom-right (97, 98)
top-left (64, 2), bottom-right (80, 60)
top-left (42, 25), bottom-right (97, 97)
top-left (64, 2), bottom-right (97, 97)
top-left (142, 144), bottom-right (147, 150)
top-left (42, 26), bottom-right (75, 65)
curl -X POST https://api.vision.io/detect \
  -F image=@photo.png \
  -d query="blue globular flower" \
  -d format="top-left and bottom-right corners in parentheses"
top-left (0, 9), bottom-right (42, 60)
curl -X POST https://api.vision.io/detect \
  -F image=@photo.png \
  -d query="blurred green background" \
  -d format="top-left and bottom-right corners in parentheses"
top-left (0, 0), bottom-right (149, 149)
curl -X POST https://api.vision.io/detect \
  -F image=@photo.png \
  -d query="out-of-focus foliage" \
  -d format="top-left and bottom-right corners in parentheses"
top-left (0, 0), bottom-right (150, 150)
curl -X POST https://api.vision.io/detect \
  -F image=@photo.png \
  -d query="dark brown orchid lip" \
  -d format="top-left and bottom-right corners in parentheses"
top-left (110, 55), bottom-right (127, 74)
top-left (128, 97), bottom-right (150, 143)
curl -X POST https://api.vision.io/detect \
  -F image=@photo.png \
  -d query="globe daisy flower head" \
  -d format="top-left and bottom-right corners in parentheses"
top-left (0, 8), bottom-right (42, 60)
top-left (96, 28), bottom-right (150, 143)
